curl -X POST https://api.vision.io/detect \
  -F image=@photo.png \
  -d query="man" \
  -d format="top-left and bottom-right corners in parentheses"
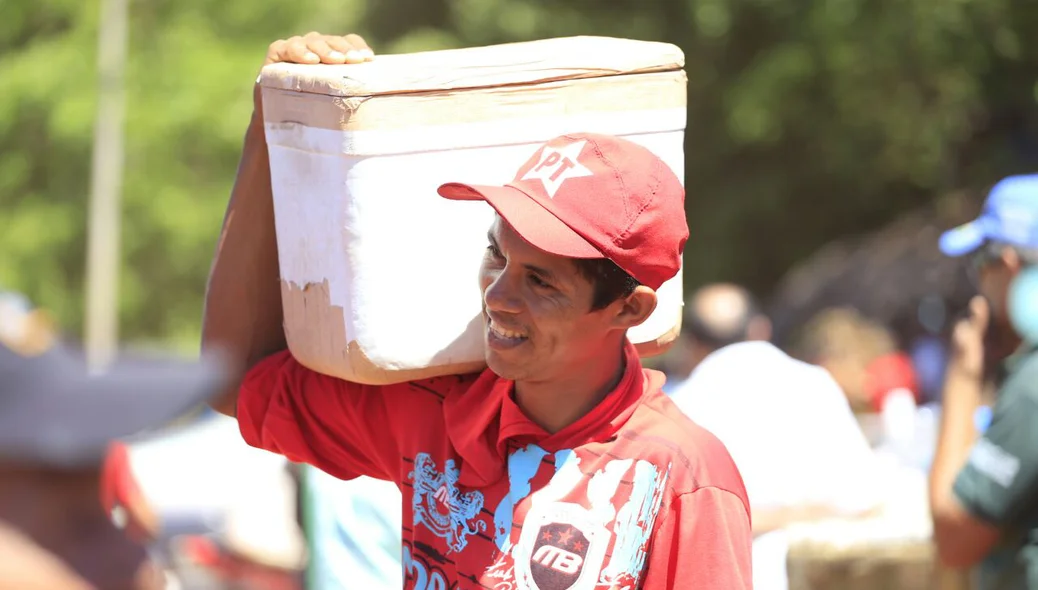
top-left (787, 307), bottom-right (901, 414)
top-left (668, 300), bottom-right (884, 590)
top-left (929, 173), bottom-right (1038, 589)
top-left (203, 32), bottom-right (752, 589)
top-left (0, 289), bottom-right (231, 589)
top-left (662, 283), bottom-right (771, 392)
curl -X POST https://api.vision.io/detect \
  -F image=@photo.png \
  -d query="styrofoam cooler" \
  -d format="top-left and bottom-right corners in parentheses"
top-left (259, 36), bottom-right (688, 384)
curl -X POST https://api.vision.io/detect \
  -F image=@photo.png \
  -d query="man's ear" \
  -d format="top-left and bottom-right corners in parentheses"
top-left (610, 286), bottom-right (658, 330)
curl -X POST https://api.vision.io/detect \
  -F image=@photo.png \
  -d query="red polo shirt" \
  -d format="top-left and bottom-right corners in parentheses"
top-left (239, 342), bottom-right (752, 589)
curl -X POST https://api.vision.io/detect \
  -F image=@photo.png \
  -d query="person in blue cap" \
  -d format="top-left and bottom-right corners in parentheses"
top-left (928, 174), bottom-right (1038, 589)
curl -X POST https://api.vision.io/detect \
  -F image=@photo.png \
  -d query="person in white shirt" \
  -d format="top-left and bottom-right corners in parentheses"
top-left (669, 313), bottom-right (885, 590)
top-left (661, 283), bottom-right (772, 393)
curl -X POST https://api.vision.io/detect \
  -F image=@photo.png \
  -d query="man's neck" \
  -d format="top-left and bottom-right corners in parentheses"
top-left (513, 343), bottom-right (627, 434)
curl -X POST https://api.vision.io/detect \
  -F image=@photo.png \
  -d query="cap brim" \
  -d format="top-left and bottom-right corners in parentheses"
top-left (939, 220), bottom-right (987, 256)
top-left (0, 343), bottom-right (231, 468)
top-left (438, 183), bottom-right (603, 259)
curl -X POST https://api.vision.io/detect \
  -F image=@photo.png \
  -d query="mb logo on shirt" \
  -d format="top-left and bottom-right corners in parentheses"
top-left (513, 501), bottom-right (609, 590)
top-left (520, 139), bottom-right (594, 199)
top-left (532, 532), bottom-right (585, 574)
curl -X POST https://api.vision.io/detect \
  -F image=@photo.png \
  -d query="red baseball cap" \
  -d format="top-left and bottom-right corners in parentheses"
top-left (437, 133), bottom-right (688, 291)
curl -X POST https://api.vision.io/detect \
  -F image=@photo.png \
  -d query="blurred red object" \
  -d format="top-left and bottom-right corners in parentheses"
top-left (99, 441), bottom-right (159, 543)
top-left (864, 352), bottom-right (920, 412)
top-left (179, 535), bottom-right (302, 590)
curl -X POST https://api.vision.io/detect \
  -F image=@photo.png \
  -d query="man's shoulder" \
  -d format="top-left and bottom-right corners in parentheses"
top-left (248, 350), bottom-right (483, 395)
top-left (624, 386), bottom-right (749, 503)
top-left (403, 370), bottom-right (485, 399)
top-left (1002, 347), bottom-right (1038, 403)
top-left (988, 347), bottom-right (1038, 421)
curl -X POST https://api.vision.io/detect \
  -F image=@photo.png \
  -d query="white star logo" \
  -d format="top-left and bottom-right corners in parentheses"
top-left (520, 140), bottom-right (594, 198)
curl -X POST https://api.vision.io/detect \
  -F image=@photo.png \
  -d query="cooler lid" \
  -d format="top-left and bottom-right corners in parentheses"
top-left (258, 36), bottom-right (685, 98)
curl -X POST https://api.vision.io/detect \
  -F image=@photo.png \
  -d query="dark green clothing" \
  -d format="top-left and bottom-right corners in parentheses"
top-left (954, 345), bottom-right (1038, 589)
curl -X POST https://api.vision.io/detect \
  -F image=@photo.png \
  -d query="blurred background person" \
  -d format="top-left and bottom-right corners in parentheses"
top-left (669, 294), bottom-right (886, 590)
top-left (929, 174), bottom-right (1038, 589)
top-left (785, 307), bottom-right (942, 470)
top-left (786, 307), bottom-right (900, 415)
top-left (0, 289), bottom-right (230, 589)
top-left (661, 282), bottom-right (772, 392)
top-left (101, 409), bottom-right (306, 590)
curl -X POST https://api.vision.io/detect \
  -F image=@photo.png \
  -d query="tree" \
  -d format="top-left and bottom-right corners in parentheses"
top-left (1, 0), bottom-right (1036, 351)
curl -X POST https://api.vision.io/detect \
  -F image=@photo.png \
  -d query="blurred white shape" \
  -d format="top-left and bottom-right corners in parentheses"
top-left (670, 341), bottom-right (889, 590)
top-left (303, 467), bottom-right (403, 589)
top-left (125, 412), bottom-right (304, 569)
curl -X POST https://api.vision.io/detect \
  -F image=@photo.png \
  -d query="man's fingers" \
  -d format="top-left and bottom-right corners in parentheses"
top-left (343, 34), bottom-right (371, 52)
top-left (264, 39), bottom-right (287, 66)
top-left (325, 36), bottom-right (368, 63)
top-left (970, 295), bottom-right (990, 330)
top-left (344, 34), bottom-right (375, 60)
top-left (305, 36), bottom-right (346, 64)
top-left (263, 33), bottom-right (375, 67)
top-left (286, 36), bottom-right (321, 64)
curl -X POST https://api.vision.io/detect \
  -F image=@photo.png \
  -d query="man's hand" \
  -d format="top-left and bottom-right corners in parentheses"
top-left (948, 295), bottom-right (989, 381)
top-left (929, 294), bottom-right (1000, 568)
top-left (264, 32), bottom-right (374, 66)
top-left (253, 33), bottom-right (375, 118)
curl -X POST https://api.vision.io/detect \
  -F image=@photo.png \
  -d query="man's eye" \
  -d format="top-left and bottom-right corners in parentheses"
top-left (529, 274), bottom-right (552, 289)
top-left (486, 245), bottom-right (503, 259)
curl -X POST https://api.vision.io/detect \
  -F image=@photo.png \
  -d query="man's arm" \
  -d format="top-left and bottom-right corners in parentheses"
top-left (200, 33), bottom-right (374, 416)
top-left (751, 502), bottom-right (880, 537)
top-left (929, 296), bottom-right (1003, 568)
top-left (937, 369), bottom-right (1038, 569)
top-left (928, 366), bottom-right (997, 567)
top-left (751, 505), bottom-right (824, 536)
top-left (237, 350), bottom-right (404, 480)
top-left (640, 488), bottom-right (753, 589)
top-left (200, 108), bottom-right (282, 416)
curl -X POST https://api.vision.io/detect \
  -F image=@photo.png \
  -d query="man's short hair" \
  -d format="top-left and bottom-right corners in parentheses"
top-left (788, 307), bottom-right (896, 365)
top-left (572, 258), bottom-right (641, 311)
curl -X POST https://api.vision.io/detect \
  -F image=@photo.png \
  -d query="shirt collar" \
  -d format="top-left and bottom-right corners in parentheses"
top-left (444, 340), bottom-right (648, 488)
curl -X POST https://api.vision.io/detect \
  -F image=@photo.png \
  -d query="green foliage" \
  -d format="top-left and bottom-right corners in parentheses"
top-left (2, 0), bottom-right (1038, 351)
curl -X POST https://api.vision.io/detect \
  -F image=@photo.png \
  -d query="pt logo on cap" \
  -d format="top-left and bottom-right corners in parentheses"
top-left (520, 139), bottom-right (593, 199)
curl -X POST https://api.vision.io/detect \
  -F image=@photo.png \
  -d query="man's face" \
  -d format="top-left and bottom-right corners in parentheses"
top-left (971, 246), bottom-right (1024, 360)
top-left (972, 248), bottom-right (1014, 323)
top-left (478, 217), bottom-right (620, 382)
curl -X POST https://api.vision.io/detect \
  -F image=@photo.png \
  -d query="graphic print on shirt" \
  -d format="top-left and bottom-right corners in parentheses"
top-left (402, 541), bottom-right (456, 590)
top-left (514, 501), bottom-right (609, 590)
top-left (486, 445), bottom-right (671, 590)
top-left (409, 452), bottom-right (488, 554)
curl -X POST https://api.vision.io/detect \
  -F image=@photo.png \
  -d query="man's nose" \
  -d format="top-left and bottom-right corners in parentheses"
top-left (483, 271), bottom-right (523, 314)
